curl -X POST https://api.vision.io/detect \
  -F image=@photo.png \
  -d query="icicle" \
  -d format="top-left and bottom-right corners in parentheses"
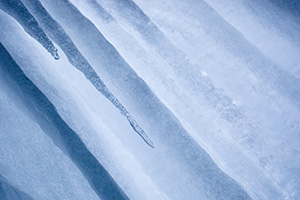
top-left (18, 0), bottom-right (154, 148)
top-left (0, 0), bottom-right (59, 60)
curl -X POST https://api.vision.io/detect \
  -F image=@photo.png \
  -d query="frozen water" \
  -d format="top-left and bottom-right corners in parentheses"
top-left (0, 0), bottom-right (299, 199)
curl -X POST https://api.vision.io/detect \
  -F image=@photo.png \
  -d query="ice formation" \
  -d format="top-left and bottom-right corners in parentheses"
top-left (1, 0), bottom-right (299, 199)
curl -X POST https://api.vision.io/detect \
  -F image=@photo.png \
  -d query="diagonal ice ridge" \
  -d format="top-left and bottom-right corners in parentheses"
top-left (7, 0), bottom-right (154, 148)
top-left (0, 43), bottom-right (130, 200)
top-left (90, 72), bottom-right (154, 148)
top-left (0, 0), bottom-right (59, 60)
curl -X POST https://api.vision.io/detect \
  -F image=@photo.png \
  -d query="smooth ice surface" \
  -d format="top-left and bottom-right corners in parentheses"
top-left (0, 0), bottom-right (299, 199)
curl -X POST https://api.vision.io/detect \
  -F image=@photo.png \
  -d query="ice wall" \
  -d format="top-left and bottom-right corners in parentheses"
top-left (0, 0), bottom-right (299, 199)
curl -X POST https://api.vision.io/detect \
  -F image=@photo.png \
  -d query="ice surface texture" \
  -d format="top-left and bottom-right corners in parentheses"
top-left (0, 0), bottom-right (299, 199)
top-left (0, 43), bottom-right (129, 200)
top-left (1, 0), bottom-right (153, 148)
top-left (0, 0), bottom-right (59, 59)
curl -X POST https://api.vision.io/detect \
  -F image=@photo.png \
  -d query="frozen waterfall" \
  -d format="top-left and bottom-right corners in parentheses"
top-left (0, 0), bottom-right (299, 199)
